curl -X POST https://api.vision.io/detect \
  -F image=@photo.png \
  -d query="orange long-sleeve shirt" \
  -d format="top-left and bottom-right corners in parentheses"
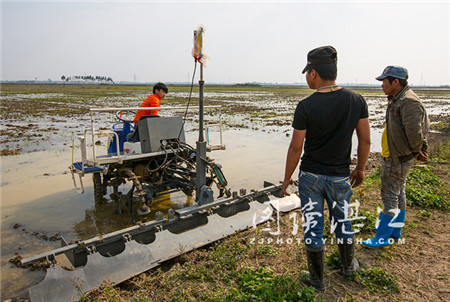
top-left (133, 94), bottom-right (161, 124)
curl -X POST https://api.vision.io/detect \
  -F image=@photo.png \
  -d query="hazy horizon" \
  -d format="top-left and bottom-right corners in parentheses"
top-left (2, 1), bottom-right (449, 86)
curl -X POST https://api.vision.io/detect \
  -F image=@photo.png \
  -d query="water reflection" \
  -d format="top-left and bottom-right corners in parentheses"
top-left (1, 179), bottom-right (195, 300)
top-left (0, 123), bottom-right (410, 300)
top-left (73, 191), bottom-right (195, 240)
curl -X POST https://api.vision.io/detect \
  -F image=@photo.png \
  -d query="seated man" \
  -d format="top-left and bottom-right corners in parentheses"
top-left (133, 82), bottom-right (168, 124)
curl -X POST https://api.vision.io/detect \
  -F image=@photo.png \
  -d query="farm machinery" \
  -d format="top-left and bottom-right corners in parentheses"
top-left (70, 107), bottom-right (230, 223)
top-left (19, 26), bottom-right (300, 302)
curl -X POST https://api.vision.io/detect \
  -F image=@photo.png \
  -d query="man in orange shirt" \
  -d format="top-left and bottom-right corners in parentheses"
top-left (133, 82), bottom-right (168, 124)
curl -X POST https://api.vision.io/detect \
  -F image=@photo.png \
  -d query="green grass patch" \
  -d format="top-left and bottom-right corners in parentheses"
top-left (229, 266), bottom-right (323, 302)
top-left (356, 209), bottom-right (379, 234)
top-left (431, 120), bottom-right (450, 133)
top-left (363, 167), bottom-right (381, 186)
top-left (175, 237), bottom-right (250, 284)
top-left (210, 237), bottom-right (249, 272)
top-left (326, 249), bottom-right (341, 269)
top-left (429, 140), bottom-right (450, 164)
top-left (258, 244), bottom-right (278, 255)
top-left (353, 267), bottom-right (400, 294)
top-left (421, 210), bottom-right (432, 217)
top-left (406, 165), bottom-right (450, 211)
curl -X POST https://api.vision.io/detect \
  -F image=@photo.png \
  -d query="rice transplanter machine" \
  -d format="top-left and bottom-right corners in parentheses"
top-left (19, 25), bottom-right (300, 302)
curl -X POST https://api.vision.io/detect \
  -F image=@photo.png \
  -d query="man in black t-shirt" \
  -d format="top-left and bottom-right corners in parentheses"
top-left (282, 46), bottom-right (371, 290)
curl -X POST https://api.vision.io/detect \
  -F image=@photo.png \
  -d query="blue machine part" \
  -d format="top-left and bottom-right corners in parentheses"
top-left (72, 162), bottom-right (104, 174)
top-left (108, 122), bottom-right (135, 155)
top-left (212, 164), bottom-right (228, 186)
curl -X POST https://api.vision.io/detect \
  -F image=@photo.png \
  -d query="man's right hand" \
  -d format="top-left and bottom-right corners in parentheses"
top-left (282, 178), bottom-right (293, 196)
top-left (415, 150), bottom-right (428, 162)
top-left (350, 168), bottom-right (365, 187)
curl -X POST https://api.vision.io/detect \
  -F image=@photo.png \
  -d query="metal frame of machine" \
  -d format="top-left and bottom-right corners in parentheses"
top-left (69, 105), bottom-right (226, 223)
top-left (19, 26), bottom-right (300, 302)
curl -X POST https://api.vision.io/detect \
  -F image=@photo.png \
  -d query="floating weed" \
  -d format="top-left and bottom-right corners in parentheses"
top-left (0, 148), bottom-right (21, 156)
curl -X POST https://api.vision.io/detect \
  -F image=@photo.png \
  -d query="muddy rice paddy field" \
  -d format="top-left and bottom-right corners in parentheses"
top-left (0, 83), bottom-right (449, 301)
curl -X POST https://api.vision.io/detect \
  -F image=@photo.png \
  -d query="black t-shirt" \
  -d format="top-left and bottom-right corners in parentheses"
top-left (292, 88), bottom-right (369, 176)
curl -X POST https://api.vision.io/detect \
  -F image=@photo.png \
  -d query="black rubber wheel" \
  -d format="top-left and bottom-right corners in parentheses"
top-left (93, 173), bottom-right (106, 204)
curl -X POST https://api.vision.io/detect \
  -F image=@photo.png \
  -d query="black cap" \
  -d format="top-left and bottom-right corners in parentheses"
top-left (302, 46), bottom-right (337, 74)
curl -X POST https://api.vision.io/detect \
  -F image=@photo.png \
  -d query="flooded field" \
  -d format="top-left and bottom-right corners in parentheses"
top-left (1, 84), bottom-right (449, 300)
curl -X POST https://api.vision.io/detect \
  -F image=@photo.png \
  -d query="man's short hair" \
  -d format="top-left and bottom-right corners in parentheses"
top-left (153, 82), bottom-right (168, 94)
top-left (309, 63), bottom-right (337, 81)
top-left (386, 76), bottom-right (408, 87)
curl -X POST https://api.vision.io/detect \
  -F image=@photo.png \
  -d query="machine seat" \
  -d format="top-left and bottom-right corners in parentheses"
top-left (72, 162), bottom-right (104, 174)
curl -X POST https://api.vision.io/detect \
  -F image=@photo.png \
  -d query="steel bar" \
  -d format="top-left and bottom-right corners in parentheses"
top-left (20, 184), bottom-right (281, 267)
top-left (89, 105), bottom-right (221, 112)
top-left (28, 199), bottom-right (274, 302)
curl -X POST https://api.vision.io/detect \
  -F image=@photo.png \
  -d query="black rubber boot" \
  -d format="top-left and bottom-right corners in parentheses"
top-left (301, 248), bottom-right (325, 291)
top-left (337, 241), bottom-right (360, 277)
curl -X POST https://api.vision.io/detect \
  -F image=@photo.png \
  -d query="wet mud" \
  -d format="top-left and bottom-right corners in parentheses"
top-left (0, 84), bottom-right (449, 300)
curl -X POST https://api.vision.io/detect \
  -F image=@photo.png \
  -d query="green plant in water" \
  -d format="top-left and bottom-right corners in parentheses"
top-left (353, 267), bottom-right (400, 294)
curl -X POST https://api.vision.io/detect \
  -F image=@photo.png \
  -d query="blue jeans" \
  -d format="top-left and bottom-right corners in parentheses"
top-left (298, 171), bottom-right (354, 249)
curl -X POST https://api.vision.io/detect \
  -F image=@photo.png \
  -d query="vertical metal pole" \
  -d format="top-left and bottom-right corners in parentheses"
top-left (196, 63), bottom-right (207, 200)
top-left (90, 111), bottom-right (96, 164)
top-left (199, 64), bottom-right (204, 142)
top-left (219, 113), bottom-right (223, 146)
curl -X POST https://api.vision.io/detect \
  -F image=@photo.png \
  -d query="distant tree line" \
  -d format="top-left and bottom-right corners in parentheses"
top-left (233, 82), bottom-right (262, 87)
top-left (61, 75), bottom-right (114, 83)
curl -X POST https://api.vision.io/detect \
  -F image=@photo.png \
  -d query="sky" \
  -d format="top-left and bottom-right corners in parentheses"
top-left (1, 0), bottom-right (449, 86)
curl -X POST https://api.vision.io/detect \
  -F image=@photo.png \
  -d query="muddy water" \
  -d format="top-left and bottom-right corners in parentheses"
top-left (0, 128), bottom-right (282, 299)
top-left (0, 125), bottom-right (378, 300)
top-left (1, 87), bottom-right (447, 300)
